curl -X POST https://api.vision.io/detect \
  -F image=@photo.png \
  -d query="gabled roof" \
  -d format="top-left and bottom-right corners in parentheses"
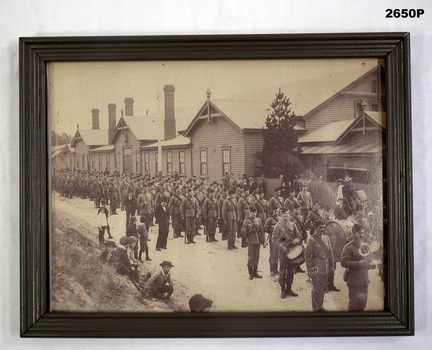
top-left (141, 134), bottom-right (191, 149)
top-left (299, 112), bottom-right (386, 146)
top-left (70, 129), bottom-right (109, 148)
top-left (109, 115), bottom-right (161, 143)
top-left (302, 66), bottom-right (384, 119)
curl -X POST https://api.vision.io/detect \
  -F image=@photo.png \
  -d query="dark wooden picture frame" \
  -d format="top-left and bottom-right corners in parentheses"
top-left (20, 33), bottom-right (413, 337)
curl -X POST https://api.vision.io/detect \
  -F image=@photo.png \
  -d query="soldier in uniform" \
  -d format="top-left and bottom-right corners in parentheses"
top-left (202, 188), bottom-right (219, 242)
top-left (305, 202), bottom-right (324, 236)
top-left (218, 189), bottom-right (228, 240)
top-left (284, 188), bottom-right (299, 212)
top-left (168, 187), bottom-right (184, 239)
top-left (272, 207), bottom-right (302, 298)
top-left (297, 184), bottom-right (313, 221)
top-left (305, 220), bottom-right (335, 312)
top-left (264, 208), bottom-right (280, 276)
top-left (222, 189), bottom-right (239, 250)
top-left (182, 189), bottom-right (197, 244)
top-left (241, 207), bottom-right (266, 280)
top-left (254, 190), bottom-right (268, 224)
top-left (237, 188), bottom-right (251, 247)
top-left (267, 187), bottom-right (284, 217)
top-left (341, 224), bottom-right (376, 311)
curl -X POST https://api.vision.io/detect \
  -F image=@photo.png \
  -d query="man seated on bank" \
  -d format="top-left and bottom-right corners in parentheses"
top-left (142, 260), bottom-right (174, 300)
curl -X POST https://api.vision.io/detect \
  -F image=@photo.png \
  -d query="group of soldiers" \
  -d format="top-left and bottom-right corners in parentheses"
top-left (52, 168), bottom-right (379, 311)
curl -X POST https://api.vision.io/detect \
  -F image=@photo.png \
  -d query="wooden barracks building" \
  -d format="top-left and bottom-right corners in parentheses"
top-left (55, 66), bottom-right (385, 185)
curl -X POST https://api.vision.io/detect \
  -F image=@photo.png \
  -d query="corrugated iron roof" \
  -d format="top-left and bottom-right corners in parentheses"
top-left (298, 119), bottom-right (355, 144)
top-left (76, 129), bottom-right (109, 146)
top-left (141, 135), bottom-right (190, 149)
top-left (300, 142), bottom-right (384, 155)
top-left (89, 145), bottom-right (115, 152)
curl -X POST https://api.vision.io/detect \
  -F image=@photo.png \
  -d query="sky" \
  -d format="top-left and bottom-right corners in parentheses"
top-left (48, 58), bottom-right (380, 137)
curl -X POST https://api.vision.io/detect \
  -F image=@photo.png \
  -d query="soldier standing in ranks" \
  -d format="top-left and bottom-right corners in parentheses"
top-left (305, 220), bottom-right (335, 312)
top-left (237, 187), bottom-right (251, 248)
top-left (108, 179), bottom-right (120, 215)
top-left (120, 177), bottom-right (129, 211)
top-left (241, 207), bottom-right (266, 280)
top-left (272, 207), bottom-right (302, 299)
top-left (193, 187), bottom-right (203, 236)
top-left (297, 184), bottom-right (313, 222)
top-left (81, 173), bottom-right (89, 199)
top-left (222, 172), bottom-right (230, 190)
top-left (125, 189), bottom-right (137, 229)
top-left (218, 189), bottom-right (228, 240)
top-left (284, 188), bottom-right (299, 212)
top-left (264, 208), bottom-right (280, 277)
top-left (222, 189), bottom-right (239, 250)
top-left (182, 189), bottom-right (197, 244)
top-left (257, 174), bottom-right (266, 196)
top-left (168, 187), bottom-right (184, 239)
top-left (267, 187), bottom-right (284, 218)
top-left (254, 190), bottom-right (268, 224)
top-left (341, 224), bottom-right (376, 311)
top-left (93, 176), bottom-right (103, 208)
top-left (202, 188), bottom-right (219, 242)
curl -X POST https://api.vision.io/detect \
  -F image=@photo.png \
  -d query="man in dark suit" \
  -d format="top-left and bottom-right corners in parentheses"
top-left (155, 199), bottom-right (170, 251)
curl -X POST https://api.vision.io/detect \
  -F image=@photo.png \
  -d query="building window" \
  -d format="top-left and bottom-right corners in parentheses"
top-left (179, 151), bottom-right (185, 175)
top-left (144, 152), bottom-right (150, 174)
top-left (155, 151), bottom-right (159, 173)
top-left (106, 154), bottom-right (110, 172)
top-left (166, 151), bottom-right (173, 174)
top-left (136, 152), bottom-right (141, 174)
top-left (222, 149), bottom-right (231, 176)
top-left (200, 150), bottom-right (207, 176)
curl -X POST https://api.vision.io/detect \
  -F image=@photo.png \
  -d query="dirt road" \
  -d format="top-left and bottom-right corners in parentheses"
top-left (51, 192), bottom-right (385, 312)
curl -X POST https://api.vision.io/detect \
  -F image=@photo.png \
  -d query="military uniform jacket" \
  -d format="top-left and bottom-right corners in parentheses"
top-left (284, 196), bottom-right (299, 211)
top-left (168, 195), bottom-right (182, 216)
top-left (237, 196), bottom-right (250, 221)
top-left (137, 193), bottom-right (151, 215)
top-left (254, 199), bottom-right (268, 219)
top-left (272, 221), bottom-right (301, 252)
top-left (202, 197), bottom-right (219, 218)
top-left (341, 241), bottom-right (375, 286)
top-left (264, 215), bottom-right (279, 234)
top-left (222, 198), bottom-right (238, 222)
top-left (305, 210), bottom-right (323, 228)
top-left (241, 217), bottom-right (265, 244)
top-left (181, 197), bottom-right (197, 218)
top-left (297, 191), bottom-right (313, 210)
top-left (305, 234), bottom-right (334, 275)
top-left (267, 196), bottom-right (284, 217)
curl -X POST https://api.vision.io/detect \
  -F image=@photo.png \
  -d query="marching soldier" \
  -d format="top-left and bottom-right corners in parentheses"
top-left (267, 187), bottom-right (284, 217)
top-left (264, 208), bottom-right (280, 277)
top-left (237, 188), bottom-right (251, 247)
top-left (297, 184), bottom-right (313, 221)
top-left (254, 190), bottom-right (268, 224)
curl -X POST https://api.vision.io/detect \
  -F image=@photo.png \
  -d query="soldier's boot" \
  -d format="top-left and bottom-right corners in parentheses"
top-left (270, 263), bottom-right (276, 276)
top-left (228, 240), bottom-right (232, 250)
top-left (253, 266), bottom-right (262, 278)
top-left (280, 285), bottom-right (287, 299)
top-left (248, 266), bottom-right (254, 280)
top-left (286, 284), bottom-right (298, 297)
top-left (232, 240), bottom-right (238, 249)
top-left (211, 234), bottom-right (218, 242)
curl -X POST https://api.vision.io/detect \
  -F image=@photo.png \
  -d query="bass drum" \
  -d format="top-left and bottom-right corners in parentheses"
top-left (324, 220), bottom-right (356, 262)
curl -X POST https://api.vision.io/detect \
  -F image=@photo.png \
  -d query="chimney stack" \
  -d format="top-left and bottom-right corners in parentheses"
top-left (91, 108), bottom-right (100, 129)
top-left (124, 97), bottom-right (134, 116)
top-left (108, 103), bottom-right (117, 140)
top-left (163, 85), bottom-right (176, 140)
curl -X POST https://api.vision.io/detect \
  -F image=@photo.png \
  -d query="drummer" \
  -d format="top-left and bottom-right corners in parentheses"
top-left (272, 207), bottom-right (303, 299)
top-left (305, 220), bottom-right (335, 312)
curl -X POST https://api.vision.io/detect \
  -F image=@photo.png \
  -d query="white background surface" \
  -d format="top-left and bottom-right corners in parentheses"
top-left (1, 0), bottom-right (430, 349)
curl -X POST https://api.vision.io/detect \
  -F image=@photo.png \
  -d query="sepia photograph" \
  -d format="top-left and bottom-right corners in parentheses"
top-left (49, 58), bottom-right (386, 314)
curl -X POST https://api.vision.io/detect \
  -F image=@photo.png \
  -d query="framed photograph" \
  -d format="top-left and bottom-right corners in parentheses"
top-left (20, 33), bottom-right (413, 337)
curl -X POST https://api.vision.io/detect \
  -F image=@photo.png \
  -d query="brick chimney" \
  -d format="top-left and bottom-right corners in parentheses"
top-left (91, 108), bottom-right (100, 129)
top-left (108, 103), bottom-right (116, 140)
top-left (124, 97), bottom-right (134, 116)
top-left (163, 85), bottom-right (176, 140)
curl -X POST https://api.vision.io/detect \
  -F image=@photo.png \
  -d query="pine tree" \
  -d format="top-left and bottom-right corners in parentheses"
top-left (263, 89), bottom-right (298, 153)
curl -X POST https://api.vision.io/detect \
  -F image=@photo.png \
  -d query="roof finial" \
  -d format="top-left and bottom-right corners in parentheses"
top-left (206, 88), bottom-right (211, 100)
top-left (77, 123), bottom-right (79, 130)
top-left (121, 109), bottom-right (124, 117)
